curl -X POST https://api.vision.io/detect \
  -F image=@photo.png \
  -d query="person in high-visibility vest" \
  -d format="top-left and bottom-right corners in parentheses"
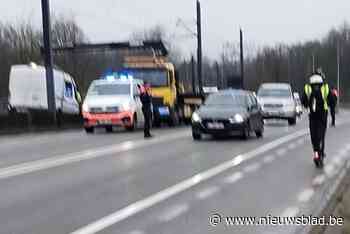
top-left (301, 73), bottom-right (332, 166)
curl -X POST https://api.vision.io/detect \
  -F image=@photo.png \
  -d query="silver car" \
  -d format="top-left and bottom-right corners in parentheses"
top-left (257, 83), bottom-right (297, 125)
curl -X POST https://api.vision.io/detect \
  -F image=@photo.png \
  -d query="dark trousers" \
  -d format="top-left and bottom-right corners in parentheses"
top-left (309, 114), bottom-right (327, 155)
top-left (330, 107), bottom-right (336, 126)
top-left (142, 107), bottom-right (152, 137)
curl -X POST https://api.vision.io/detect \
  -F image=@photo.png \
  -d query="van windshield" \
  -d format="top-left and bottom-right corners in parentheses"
top-left (258, 88), bottom-right (291, 98)
top-left (87, 83), bottom-right (130, 96)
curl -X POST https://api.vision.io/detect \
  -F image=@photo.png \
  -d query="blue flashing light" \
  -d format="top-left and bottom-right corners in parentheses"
top-left (100, 69), bottom-right (134, 81)
top-left (105, 75), bottom-right (115, 81)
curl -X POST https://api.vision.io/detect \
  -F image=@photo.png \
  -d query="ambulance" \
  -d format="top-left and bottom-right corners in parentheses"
top-left (82, 74), bottom-right (144, 133)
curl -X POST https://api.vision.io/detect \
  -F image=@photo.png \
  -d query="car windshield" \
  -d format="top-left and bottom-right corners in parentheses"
top-left (128, 69), bottom-right (168, 87)
top-left (205, 93), bottom-right (246, 106)
top-left (258, 88), bottom-right (291, 98)
top-left (87, 83), bottom-right (130, 96)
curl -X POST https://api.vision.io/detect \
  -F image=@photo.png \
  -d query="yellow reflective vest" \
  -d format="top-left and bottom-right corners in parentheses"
top-left (304, 83), bottom-right (329, 111)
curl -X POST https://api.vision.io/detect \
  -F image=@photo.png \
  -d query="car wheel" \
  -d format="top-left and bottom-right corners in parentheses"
top-left (288, 117), bottom-right (297, 126)
top-left (106, 126), bottom-right (113, 133)
top-left (85, 127), bottom-right (94, 134)
top-left (192, 130), bottom-right (202, 141)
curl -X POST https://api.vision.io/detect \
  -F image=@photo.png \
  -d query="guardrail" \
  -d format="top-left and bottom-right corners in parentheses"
top-left (0, 109), bottom-right (82, 134)
top-left (0, 98), bottom-right (8, 116)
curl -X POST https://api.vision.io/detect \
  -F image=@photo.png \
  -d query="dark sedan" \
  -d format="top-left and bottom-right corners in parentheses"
top-left (191, 89), bottom-right (264, 140)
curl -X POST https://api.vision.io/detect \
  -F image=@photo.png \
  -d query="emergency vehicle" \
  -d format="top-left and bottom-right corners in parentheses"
top-left (82, 74), bottom-right (144, 133)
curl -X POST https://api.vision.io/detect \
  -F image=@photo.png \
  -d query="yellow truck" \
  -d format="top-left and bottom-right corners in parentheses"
top-left (123, 53), bottom-right (203, 126)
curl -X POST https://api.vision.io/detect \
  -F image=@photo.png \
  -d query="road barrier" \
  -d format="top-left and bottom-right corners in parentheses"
top-left (0, 109), bottom-right (82, 134)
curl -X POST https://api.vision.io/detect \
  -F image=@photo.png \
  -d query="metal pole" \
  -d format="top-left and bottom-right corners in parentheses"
top-left (41, 0), bottom-right (56, 123)
top-left (196, 0), bottom-right (203, 95)
top-left (312, 54), bottom-right (315, 73)
top-left (337, 42), bottom-right (340, 106)
top-left (191, 55), bottom-right (196, 94)
top-left (240, 28), bottom-right (244, 89)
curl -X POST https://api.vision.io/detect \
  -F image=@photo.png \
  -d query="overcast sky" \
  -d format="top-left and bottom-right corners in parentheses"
top-left (1, 0), bottom-right (350, 58)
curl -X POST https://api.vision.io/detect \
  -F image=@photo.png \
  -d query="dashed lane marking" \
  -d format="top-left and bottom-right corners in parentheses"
top-left (70, 129), bottom-right (308, 234)
top-left (298, 188), bottom-right (314, 203)
top-left (312, 175), bottom-right (326, 187)
top-left (281, 207), bottom-right (300, 218)
top-left (324, 165), bottom-right (336, 178)
top-left (128, 230), bottom-right (145, 234)
top-left (262, 155), bottom-right (275, 164)
top-left (276, 148), bottom-right (287, 156)
top-left (288, 143), bottom-right (297, 150)
top-left (243, 163), bottom-right (261, 173)
top-left (224, 172), bottom-right (244, 184)
top-left (196, 186), bottom-right (220, 200)
top-left (158, 204), bottom-right (189, 222)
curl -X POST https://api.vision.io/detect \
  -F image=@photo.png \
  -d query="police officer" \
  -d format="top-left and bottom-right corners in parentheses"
top-left (140, 82), bottom-right (153, 138)
top-left (301, 73), bottom-right (332, 164)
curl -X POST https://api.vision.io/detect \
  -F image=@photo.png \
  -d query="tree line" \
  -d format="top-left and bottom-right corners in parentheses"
top-left (0, 17), bottom-right (349, 102)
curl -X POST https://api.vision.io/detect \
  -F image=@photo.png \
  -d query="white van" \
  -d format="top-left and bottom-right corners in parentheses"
top-left (82, 76), bottom-right (144, 133)
top-left (9, 63), bottom-right (80, 114)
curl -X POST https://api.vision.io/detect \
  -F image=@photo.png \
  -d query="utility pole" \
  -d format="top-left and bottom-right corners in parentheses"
top-left (191, 55), bottom-right (196, 94)
top-left (41, 0), bottom-right (56, 123)
top-left (337, 42), bottom-right (340, 106)
top-left (312, 53), bottom-right (315, 73)
top-left (196, 0), bottom-right (203, 94)
top-left (240, 28), bottom-right (244, 89)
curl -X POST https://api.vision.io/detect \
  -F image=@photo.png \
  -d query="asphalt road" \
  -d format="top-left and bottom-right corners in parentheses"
top-left (0, 112), bottom-right (350, 234)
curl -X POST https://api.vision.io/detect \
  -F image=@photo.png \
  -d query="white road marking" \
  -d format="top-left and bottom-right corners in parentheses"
top-left (129, 230), bottom-right (145, 234)
top-left (298, 188), bottom-right (314, 203)
top-left (281, 207), bottom-right (300, 217)
top-left (338, 149), bottom-right (348, 157)
top-left (288, 143), bottom-right (297, 150)
top-left (0, 131), bottom-right (189, 180)
top-left (243, 163), bottom-right (261, 173)
top-left (332, 157), bottom-right (343, 167)
top-left (262, 155), bottom-right (275, 164)
top-left (324, 165), bottom-right (336, 178)
top-left (70, 129), bottom-right (308, 234)
top-left (224, 172), bottom-right (243, 184)
top-left (297, 138), bottom-right (305, 145)
top-left (312, 175), bottom-right (326, 186)
top-left (276, 148), bottom-right (287, 156)
top-left (158, 204), bottom-right (189, 222)
top-left (196, 186), bottom-right (220, 200)
top-left (345, 144), bottom-right (350, 151)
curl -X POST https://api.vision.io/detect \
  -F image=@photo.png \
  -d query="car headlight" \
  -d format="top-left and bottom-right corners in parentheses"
top-left (82, 103), bottom-right (89, 112)
top-left (229, 114), bottom-right (244, 124)
top-left (192, 112), bottom-right (201, 122)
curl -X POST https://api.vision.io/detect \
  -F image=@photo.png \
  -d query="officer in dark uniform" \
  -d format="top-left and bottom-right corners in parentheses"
top-left (301, 73), bottom-right (332, 164)
top-left (329, 86), bottom-right (338, 127)
top-left (140, 82), bottom-right (153, 138)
